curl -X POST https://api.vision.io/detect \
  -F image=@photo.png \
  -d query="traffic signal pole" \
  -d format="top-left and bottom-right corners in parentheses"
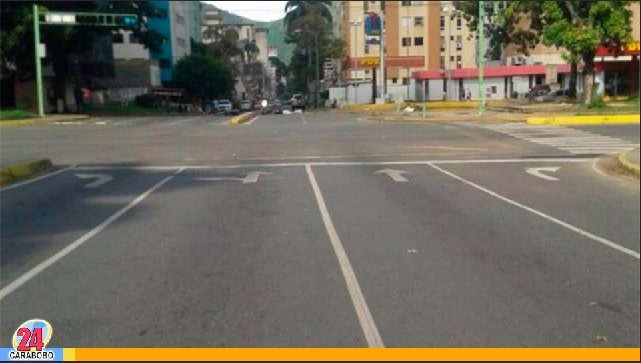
top-left (33, 4), bottom-right (44, 117)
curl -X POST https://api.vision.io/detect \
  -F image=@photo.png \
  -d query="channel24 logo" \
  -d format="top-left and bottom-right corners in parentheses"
top-left (9, 319), bottom-right (55, 361)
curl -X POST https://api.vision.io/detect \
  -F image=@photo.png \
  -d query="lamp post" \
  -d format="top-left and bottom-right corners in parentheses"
top-left (443, 6), bottom-right (456, 101)
top-left (350, 19), bottom-right (361, 104)
top-left (295, 29), bottom-right (319, 108)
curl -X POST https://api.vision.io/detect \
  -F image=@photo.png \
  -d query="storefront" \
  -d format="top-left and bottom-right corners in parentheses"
top-left (594, 41), bottom-right (640, 97)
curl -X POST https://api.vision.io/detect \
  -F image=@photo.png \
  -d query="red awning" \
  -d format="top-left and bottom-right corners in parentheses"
top-left (413, 64), bottom-right (572, 80)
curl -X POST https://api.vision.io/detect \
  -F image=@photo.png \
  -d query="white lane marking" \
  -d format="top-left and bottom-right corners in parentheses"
top-left (427, 162), bottom-right (640, 260)
top-left (0, 168), bottom-right (185, 301)
top-left (0, 165), bottom-right (77, 192)
top-left (71, 158), bottom-right (594, 171)
top-left (305, 164), bottom-right (385, 347)
top-left (168, 116), bottom-right (200, 126)
top-left (525, 167), bottom-right (560, 181)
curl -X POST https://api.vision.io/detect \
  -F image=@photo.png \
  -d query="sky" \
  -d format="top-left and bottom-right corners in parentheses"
top-left (204, 1), bottom-right (288, 22)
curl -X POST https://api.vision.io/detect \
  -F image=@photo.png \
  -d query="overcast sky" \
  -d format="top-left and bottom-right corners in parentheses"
top-left (204, 1), bottom-right (288, 22)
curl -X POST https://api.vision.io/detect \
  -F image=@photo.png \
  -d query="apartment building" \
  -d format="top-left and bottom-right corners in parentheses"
top-left (343, 0), bottom-right (440, 100)
top-left (147, 0), bottom-right (200, 83)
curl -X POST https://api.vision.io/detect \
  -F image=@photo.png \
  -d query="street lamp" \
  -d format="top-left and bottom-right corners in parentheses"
top-left (295, 29), bottom-right (319, 108)
top-left (442, 6), bottom-right (457, 101)
top-left (350, 19), bottom-right (361, 104)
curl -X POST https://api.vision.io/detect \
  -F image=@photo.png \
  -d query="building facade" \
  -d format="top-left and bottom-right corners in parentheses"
top-left (148, 0), bottom-right (193, 83)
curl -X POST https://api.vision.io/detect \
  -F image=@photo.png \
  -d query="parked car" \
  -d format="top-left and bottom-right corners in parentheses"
top-left (290, 93), bottom-right (305, 111)
top-left (534, 89), bottom-right (570, 102)
top-left (527, 84), bottom-right (552, 100)
top-left (216, 99), bottom-right (233, 114)
top-left (240, 100), bottom-right (252, 111)
top-left (275, 100), bottom-right (292, 114)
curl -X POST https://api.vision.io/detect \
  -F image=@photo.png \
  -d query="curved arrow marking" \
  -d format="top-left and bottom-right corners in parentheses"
top-left (526, 167), bottom-right (560, 181)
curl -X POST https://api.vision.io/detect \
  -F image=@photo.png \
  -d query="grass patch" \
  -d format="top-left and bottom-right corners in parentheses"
top-left (0, 109), bottom-right (33, 120)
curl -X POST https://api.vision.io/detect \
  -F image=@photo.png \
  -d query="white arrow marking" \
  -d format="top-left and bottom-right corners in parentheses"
top-left (194, 177), bottom-right (244, 182)
top-left (75, 173), bottom-right (113, 188)
top-left (194, 171), bottom-right (273, 184)
top-left (525, 167), bottom-right (560, 181)
top-left (374, 169), bottom-right (409, 182)
top-left (243, 171), bottom-right (273, 184)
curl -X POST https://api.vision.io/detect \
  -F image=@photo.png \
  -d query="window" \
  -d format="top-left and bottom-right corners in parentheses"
top-left (456, 35), bottom-right (462, 49)
top-left (440, 56), bottom-right (445, 69)
top-left (392, 77), bottom-right (398, 84)
top-left (129, 33), bottom-right (140, 44)
top-left (456, 55), bottom-right (462, 68)
top-left (491, 86), bottom-right (497, 94)
top-left (401, 16), bottom-right (410, 27)
top-left (450, 55), bottom-right (454, 62)
top-left (402, 77), bottom-right (409, 85)
top-left (364, 44), bottom-right (370, 54)
top-left (402, 37), bottom-right (411, 47)
top-left (440, 16), bottom-right (445, 30)
top-left (457, 16), bottom-right (462, 29)
top-left (364, 1), bottom-right (369, 11)
top-left (440, 36), bottom-right (445, 50)
top-left (414, 37), bottom-right (423, 46)
top-left (176, 14), bottom-right (184, 25)
top-left (414, 16), bottom-right (424, 26)
top-left (112, 33), bottom-right (124, 43)
top-left (401, 1), bottom-right (411, 6)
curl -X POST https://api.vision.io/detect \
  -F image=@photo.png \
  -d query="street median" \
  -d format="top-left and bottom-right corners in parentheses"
top-left (0, 114), bottom-right (90, 127)
top-left (0, 159), bottom-right (54, 187)
top-left (343, 100), bottom-right (507, 113)
top-left (526, 114), bottom-right (640, 125)
top-left (616, 149), bottom-right (640, 178)
top-left (228, 111), bottom-right (257, 125)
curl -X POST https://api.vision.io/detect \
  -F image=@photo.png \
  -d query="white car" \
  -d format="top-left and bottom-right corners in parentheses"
top-left (240, 100), bottom-right (252, 111)
top-left (215, 99), bottom-right (232, 114)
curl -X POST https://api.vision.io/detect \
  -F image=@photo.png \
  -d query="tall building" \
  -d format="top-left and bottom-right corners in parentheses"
top-left (342, 1), bottom-right (441, 101)
top-left (148, 0), bottom-right (193, 83)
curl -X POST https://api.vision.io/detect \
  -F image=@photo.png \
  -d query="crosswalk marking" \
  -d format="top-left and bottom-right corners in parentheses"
top-left (466, 122), bottom-right (639, 156)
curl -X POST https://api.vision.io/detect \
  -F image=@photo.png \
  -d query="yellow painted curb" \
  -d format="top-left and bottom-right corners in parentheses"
top-left (527, 114), bottom-right (640, 125)
top-left (617, 149), bottom-right (640, 177)
top-left (344, 100), bottom-right (507, 113)
top-left (0, 159), bottom-right (53, 187)
top-left (0, 115), bottom-right (90, 127)
top-left (228, 111), bottom-right (257, 125)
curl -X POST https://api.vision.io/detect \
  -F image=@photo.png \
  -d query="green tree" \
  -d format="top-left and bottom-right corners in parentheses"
top-left (173, 53), bottom-right (234, 101)
top-left (0, 1), bottom-right (165, 110)
top-left (283, 0), bottom-right (332, 36)
top-left (538, 1), bottom-right (633, 103)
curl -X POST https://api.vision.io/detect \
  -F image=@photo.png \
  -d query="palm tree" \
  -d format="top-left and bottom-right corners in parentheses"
top-left (283, 0), bottom-right (332, 35)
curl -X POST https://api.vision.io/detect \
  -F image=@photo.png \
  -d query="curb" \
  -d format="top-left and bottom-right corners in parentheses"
top-left (0, 159), bottom-right (54, 187)
top-left (229, 111), bottom-right (257, 125)
top-left (0, 115), bottom-right (90, 127)
top-left (526, 114), bottom-right (640, 125)
top-left (616, 149), bottom-right (640, 178)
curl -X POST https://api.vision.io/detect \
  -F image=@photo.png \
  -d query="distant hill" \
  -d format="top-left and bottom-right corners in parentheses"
top-left (202, 3), bottom-right (294, 64)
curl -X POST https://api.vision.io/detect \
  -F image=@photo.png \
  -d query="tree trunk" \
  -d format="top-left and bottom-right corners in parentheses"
top-left (569, 61), bottom-right (578, 100)
top-left (582, 52), bottom-right (596, 104)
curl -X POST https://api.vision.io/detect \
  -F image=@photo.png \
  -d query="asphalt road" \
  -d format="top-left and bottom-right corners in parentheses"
top-left (1, 111), bottom-right (639, 348)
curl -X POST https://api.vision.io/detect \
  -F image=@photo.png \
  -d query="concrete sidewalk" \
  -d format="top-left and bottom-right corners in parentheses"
top-left (0, 114), bottom-right (89, 127)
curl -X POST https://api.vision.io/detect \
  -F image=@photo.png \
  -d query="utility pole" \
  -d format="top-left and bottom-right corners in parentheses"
top-left (477, 1), bottom-right (485, 116)
top-left (33, 4), bottom-right (44, 117)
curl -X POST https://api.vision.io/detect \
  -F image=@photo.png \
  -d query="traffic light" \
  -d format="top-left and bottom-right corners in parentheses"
top-left (115, 15), bottom-right (137, 28)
